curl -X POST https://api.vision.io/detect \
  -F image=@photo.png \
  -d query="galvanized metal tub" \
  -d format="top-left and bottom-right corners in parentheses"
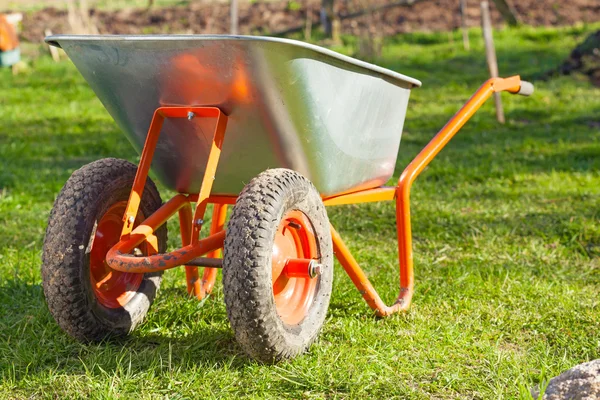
top-left (46, 35), bottom-right (421, 196)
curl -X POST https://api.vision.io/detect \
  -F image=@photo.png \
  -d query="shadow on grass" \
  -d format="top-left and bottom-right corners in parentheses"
top-left (0, 283), bottom-right (251, 381)
top-left (329, 200), bottom-right (599, 251)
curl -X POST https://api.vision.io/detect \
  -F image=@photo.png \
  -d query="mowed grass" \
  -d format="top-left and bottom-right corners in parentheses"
top-left (1, 24), bottom-right (600, 398)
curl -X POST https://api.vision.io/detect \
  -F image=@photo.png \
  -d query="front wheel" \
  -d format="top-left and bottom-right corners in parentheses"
top-left (223, 169), bottom-right (333, 363)
top-left (42, 158), bottom-right (167, 342)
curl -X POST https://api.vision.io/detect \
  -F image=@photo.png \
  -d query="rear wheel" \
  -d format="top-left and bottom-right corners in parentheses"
top-left (223, 169), bottom-right (333, 363)
top-left (42, 158), bottom-right (167, 342)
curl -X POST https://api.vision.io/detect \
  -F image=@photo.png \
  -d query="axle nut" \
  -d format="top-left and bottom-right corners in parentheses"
top-left (309, 261), bottom-right (323, 278)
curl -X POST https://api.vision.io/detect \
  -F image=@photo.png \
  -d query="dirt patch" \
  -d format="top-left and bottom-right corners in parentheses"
top-left (16, 0), bottom-right (600, 43)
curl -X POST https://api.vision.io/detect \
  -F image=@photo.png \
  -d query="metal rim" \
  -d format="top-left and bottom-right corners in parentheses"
top-left (89, 201), bottom-right (144, 309)
top-left (271, 210), bottom-right (319, 325)
top-left (43, 34), bottom-right (421, 88)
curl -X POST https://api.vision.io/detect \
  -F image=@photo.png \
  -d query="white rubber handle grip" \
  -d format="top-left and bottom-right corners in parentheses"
top-left (517, 81), bottom-right (534, 96)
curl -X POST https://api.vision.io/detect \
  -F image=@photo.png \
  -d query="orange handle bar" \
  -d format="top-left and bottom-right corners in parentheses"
top-left (332, 76), bottom-right (530, 317)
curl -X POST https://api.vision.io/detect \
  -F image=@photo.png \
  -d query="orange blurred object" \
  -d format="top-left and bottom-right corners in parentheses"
top-left (0, 14), bottom-right (19, 52)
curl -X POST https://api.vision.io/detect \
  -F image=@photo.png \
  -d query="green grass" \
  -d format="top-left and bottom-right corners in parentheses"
top-left (1, 24), bottom-right (600, 398)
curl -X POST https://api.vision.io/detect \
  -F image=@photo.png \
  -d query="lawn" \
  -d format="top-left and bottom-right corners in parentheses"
top-left (1, 25), bottom-right (599, 399)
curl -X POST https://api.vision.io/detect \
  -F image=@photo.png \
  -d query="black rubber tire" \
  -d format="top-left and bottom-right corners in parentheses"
top-left (223, 169), bottom-right (333, 363)
top-left (42, 158), bottom-right (167, 342)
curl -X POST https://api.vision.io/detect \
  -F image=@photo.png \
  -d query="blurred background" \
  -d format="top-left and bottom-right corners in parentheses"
top-left (1, 1), bottom-right (599, 63)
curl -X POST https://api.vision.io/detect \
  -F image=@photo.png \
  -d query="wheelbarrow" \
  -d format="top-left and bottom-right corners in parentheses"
top-left (42, 35), bottom-right (533, 363)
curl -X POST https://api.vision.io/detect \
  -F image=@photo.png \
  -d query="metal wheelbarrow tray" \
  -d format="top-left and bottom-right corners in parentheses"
top-left (42, 35), bottom-right (533, 363)
top-left (46, 35), bottom-right (421, 196)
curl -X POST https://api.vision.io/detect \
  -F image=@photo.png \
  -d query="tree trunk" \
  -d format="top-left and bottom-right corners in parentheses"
top-left (231, 0), bottom-right (239, 34)
top-left (275, 0), bottom-right (422, 37)
top-left (459, 0), bottom-right (469, 50)
top-left (321, 0), bottom-right (334, 37)
top-left (490, 0), bottom-right (519, 26)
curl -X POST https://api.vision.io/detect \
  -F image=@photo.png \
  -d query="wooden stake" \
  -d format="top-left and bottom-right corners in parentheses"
top-left (332, 18), bottom-right (341, 44)
top-left (66, 0), bottom-right (83, 34)
top-left (304, 2), bottom-right (312, 41)
top-left (65, 0), bottom-right (98, 34)
top-left (459, 0), bottom-right (470, 50)
top-left (480, 1), bottom-right (504, 124)
top-left (230, 0), bottom-right (239, 35)
top-left (45, 29), bottom-right (61, 62)
top-left (81, 0), bottom-right (99, 34)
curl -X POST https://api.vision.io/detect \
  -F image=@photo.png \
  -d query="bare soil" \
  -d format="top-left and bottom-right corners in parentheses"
top-left (17, 0), bottom-right (600, 43)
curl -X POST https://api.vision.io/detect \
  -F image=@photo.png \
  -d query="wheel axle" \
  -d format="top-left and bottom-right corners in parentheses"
top-left (284, 258), bottom-right (323, 279)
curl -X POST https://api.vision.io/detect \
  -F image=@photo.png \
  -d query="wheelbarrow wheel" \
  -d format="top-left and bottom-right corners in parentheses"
top-left (42, 158), bottom-right (167, 342)
top-left (223, 169), bottom-right (333, 363)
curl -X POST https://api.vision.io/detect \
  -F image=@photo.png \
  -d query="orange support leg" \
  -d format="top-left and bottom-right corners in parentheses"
top-left (120, 106), bottom-right (228, 239)
top-left (190, 111), bottom-right (228, 243)
top-left (106, 106), bottom-right (229, 277)
top-left (179, 203), bottom-right (202, 297)
top-left (114, 194), bottom-right (190, 254)
top-left (197, 204), bottom-right (228, 299)
top-left (331, 76), bottom-right (526, 316)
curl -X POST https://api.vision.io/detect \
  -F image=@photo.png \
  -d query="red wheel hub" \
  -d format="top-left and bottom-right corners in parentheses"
top-left (272, 210), bottom-right (319, 325)
top-left (89, 201), bottom-right (145, 308)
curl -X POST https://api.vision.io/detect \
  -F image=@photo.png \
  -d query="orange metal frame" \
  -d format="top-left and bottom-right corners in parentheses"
top-left (106, 76), bottom-right (525, 310)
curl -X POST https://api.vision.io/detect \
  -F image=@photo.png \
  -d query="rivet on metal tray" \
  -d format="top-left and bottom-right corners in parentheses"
top-left (187, 111), bottom-right (195, 120)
